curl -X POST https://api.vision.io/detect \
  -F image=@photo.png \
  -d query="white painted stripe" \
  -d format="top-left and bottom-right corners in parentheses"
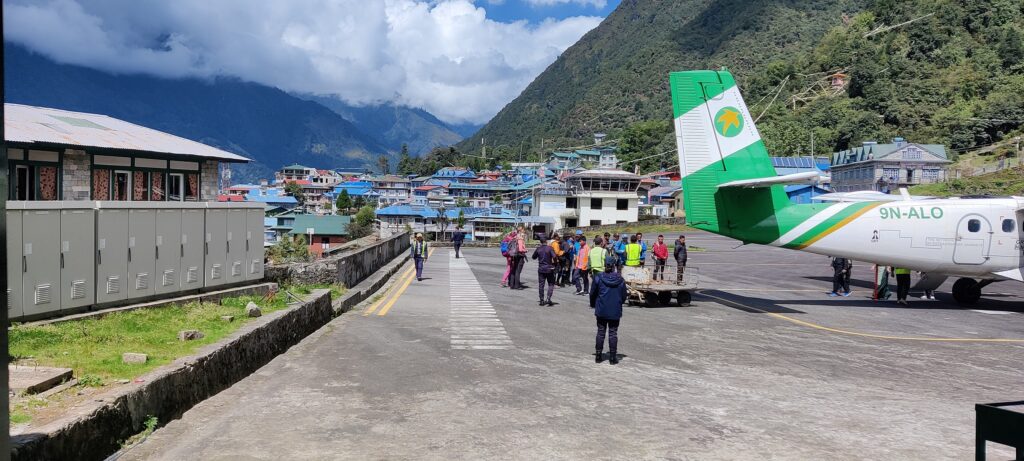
top-left (675, 84), bottom-right (762, 178)
top-left (770, 203), bottom-right (854, 246)
top-left (449, 252), bottom-right (513, 351)
top-left (972, 310), bottom-right (1014, 315)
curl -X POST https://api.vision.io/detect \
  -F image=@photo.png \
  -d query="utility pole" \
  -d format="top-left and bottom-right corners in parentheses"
top-left (810, 131), bottom-right (815, 158)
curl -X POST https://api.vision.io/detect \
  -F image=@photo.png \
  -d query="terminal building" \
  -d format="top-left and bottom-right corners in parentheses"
top-left (4, 103), bottom-right (262, 321)
top-left (532, 169), bottom-right (641, 230)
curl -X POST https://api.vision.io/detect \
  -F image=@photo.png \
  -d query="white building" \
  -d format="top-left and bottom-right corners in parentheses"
top-left (532, 169), bottom-right (640, 230)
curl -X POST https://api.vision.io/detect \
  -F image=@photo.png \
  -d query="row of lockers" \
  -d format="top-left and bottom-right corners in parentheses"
top-left (7, 201), bottom-right (265, 321)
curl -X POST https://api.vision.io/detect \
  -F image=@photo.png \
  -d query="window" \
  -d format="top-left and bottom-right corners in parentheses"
top-left (903, 147), bottom-right (921, 160)
top-left (882, 168), bottom-right (899, 180)
top-left (565, 197), bottom-right (578, 208)
top-left (1002, 219), bottom-right (1015, 233)
top-left (565, 218), bottom-right (578, 228)
top-left (590, 198), bottom-right (603, 210)
top-left (14, 165), bottom-right (34, 200)
top-left (168, 173), bottom-right (184, 201)
top-left (589, 220), bottom-right (602, 226)
top-left (922, 169), bottom-right (940, 181)
top-left (968, 219), bottom-right (981, 233)
top-left (617, 199), bottom-right (629, 210)
top-left (10, 163), bottom-right (59, 201)
top-left (321, 237), bottom-right (330, 250)
top-left (113, 170), bottom-right (131, 201)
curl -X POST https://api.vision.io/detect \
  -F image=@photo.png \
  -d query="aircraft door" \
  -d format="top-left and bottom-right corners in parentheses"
top-left (953, 214), bottom-right (992, 265)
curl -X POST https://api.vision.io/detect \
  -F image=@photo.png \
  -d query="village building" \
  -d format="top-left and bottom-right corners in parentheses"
top-left (532, 169), bottom-right (640, 230)
top-left (287, 214), bottom-right (351, 257)
top-left (369, 175), bottom-right (411, 206)
top-left (831, 138), bottom-right (950, 192)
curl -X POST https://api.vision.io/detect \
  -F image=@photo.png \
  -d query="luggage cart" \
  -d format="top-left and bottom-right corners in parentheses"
top-left (620, 264), bottom-right (698, 307)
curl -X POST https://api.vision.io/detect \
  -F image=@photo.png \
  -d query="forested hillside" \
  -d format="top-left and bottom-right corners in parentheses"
top-left (457, 0), bottom-right (1024, 173)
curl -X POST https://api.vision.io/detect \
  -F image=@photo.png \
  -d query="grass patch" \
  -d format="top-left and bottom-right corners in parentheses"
top-left (120, 415), bottom-right (158, 449)
top-left (284, 283), bottom-right (346, 300)
top-left (9, 292), bottom-right (289, 384)
top-left (909, 166), bottom-right (1024, 197)
top-left (10, 412), bottom-right (31, 425)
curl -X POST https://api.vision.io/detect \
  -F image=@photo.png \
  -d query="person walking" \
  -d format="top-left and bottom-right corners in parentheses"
top-left (918, 271), bottom-right (935, 300)
top-left (452, 225), bottom-right (466, 259)
top-left (411, 233), bottom-right (429, 281)
top-left (500, 231), bottom-right (516, 287)
top-left (894, 266), bottom-right (911, 305)
top-left (512, 227), bottom-right (528, 289)
top-left (590, 265), bottom-right (627, 364)
top-left (652, 235), bottom-right (668, 281)
top-left (674, 235), bottom-right (688, 283)
top-left (588, 237), bottom-right (607, 281)
top-left (829, 256), bottom-right (851, 297)
top-left (874, 265), bottom-right (893, 301)
top-left (532, 237), bottom-right (558, 306)
top-left (574, 236), bottom-right (591, 295)
top-left (624, 235), bottom-right (642, 268)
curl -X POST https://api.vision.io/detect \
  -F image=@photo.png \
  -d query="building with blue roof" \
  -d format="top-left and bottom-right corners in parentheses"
top-left (432, 167), bottom-right (477, 183)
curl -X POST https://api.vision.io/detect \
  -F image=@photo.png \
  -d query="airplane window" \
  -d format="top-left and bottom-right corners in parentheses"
top-left (1003, 219), bottom-right (1015, 233)
top-left (968, 219), bottom-right (981, 233)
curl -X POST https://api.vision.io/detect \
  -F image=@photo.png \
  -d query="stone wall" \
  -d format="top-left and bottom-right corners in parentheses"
top-left (201, 160), bottom-right (219, 200)
top-left (10, 290), bottom-right (334, 461)
top-left (61, 149), bottom-right (91, 201)
top-left (266, 231), bottom-right (411, 287)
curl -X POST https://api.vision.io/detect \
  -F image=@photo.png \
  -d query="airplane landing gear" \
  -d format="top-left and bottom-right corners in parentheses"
top-left (952, 278), bottom-right (982, 305)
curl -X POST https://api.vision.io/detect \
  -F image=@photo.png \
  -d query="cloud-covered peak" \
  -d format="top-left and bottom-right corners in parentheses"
top-left (3, 0), bottom-right (603, 124)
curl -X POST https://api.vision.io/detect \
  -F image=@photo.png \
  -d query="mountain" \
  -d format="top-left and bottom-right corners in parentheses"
top-left (299, 95), bottom-right (465, 156)
top-left (3, 43), bottom-right (392, 183)
top-left (459, 0), bottom-right (1024, 164)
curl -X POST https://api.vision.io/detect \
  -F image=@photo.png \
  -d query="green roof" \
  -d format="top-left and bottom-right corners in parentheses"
top-left (288, 215), bottom-right (352, 236)
top-left (282, 163), bottom-right (309, 170)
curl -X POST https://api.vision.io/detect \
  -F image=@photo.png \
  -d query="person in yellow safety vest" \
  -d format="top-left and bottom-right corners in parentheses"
top-left (573, 236), bottom-right (591, 295)
top-left (624, 235), bottom-right (642, 267)
top-left (893, 267), bottom-right (911, 305)
top-left (588, 237), bottom-right (607, 277)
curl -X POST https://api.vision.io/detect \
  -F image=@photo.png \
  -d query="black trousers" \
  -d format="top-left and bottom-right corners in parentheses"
top-left (510, 255), bottom-right (526, 289)
top-left (653, 258), bottom-right (667, 280)
top-left (538, 272), bottom-right (556, 302)
top-left (454, 242), bottom-right (462, 258)
top-left (896, 273), bottom-right (911, 301)
top-left (596, 318), bottom-right (620, 354)
top-left (832, 269), bottom-right (849, 293)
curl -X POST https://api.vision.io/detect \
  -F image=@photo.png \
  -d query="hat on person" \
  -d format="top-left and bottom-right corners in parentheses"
top-left (575, 230), bottom-right (583, 235)
top-left (415, 233), bottom-right (423, 237)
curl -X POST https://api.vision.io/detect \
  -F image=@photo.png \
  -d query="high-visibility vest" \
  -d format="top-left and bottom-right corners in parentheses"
top-left (589, 247), bottom-right (607, 272)
top-left (625, 243), bottom-right (642, 266)
top-left (412, 241), bottom-right (428, 258)
top-left (576, 245), bottom-right (590, 269)
top-left (894, 267), bottom-right (910, 275)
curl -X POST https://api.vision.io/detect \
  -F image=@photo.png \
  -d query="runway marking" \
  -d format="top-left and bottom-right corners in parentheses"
top-left (366, 248), bottom-right (434, 317)
top-left (972, 310), bottom-right (1015, 315)
top-left (363, 266), bottom-right (414, 316)
top-left (701, 292), bottom-right (1024, 343)
top-left (448, 251), bottom-right (513, 350)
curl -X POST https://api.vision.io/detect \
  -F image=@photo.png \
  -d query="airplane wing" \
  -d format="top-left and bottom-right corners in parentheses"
top-left (717, 171), bottom-right (827, 189)
top-left (814, 191), bottom-right (935, 202)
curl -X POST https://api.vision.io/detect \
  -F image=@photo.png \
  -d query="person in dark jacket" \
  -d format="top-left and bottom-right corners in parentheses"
top-left (452, 225), bottom-right (466, 258)
top-left (830, 256), bottom-right (851, 297)
top-left (532, 237), bottom-right (558, 306)
top-left (674, 235), bottom-right (688, 283)
top-left (590, 266), bottom-right (627, 364)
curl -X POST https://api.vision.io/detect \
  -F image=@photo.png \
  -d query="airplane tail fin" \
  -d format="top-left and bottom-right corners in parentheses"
top-left (670, 69), bottom-right (794, 243)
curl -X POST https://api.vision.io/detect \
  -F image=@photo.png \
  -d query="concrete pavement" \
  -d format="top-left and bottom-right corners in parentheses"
top-left (121, 233), bottom-right (1024, 460)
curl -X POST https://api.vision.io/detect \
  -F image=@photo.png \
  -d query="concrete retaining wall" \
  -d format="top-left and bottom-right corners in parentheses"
top-left (10, 290), bottom-right (334, 461)
top-left (265, 231), bottom-right (410, 287)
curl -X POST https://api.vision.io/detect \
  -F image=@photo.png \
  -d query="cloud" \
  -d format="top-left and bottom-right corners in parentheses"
top-left (2, 0), bottom-right (602, 124)
top-left (524, 0), bottom-right (608, 8)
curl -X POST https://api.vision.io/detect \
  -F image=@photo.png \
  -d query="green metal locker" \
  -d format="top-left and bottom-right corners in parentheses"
top-left (7, 210), bottom-right (23, 319)
top-left (180, 207), bottom-right (205, 291)
top-left (155, 208), bottom-right (182, 295)
top-left (96, 207), bottom-right (129, 304)
top-left (226, 208), bottom-right (247, 284)
top-left (245, 207), bottom-right (265, 281)
top-left (22, 207), bottom-right (61, 317)
top-left (204, 207), bottom-right (228, 287)
top-left (128, 209), bottom-right (156, 300)
top-left (60, 203), bottom-right (95, 310)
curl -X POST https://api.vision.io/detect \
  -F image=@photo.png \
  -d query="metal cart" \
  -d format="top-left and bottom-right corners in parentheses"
top-left (620, 265), bottom-right (699, 307)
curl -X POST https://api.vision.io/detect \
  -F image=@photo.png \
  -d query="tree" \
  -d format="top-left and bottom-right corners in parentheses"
top-left (397, 143), bottom-right (414, 175)
top-left (617, 120), bottom-right (673, 173)
top-left (335, 189), bottom-right (352, 214)
top-left (377, 155), bottom-right (391, 175)
top-left (283, 181), bottom-right (305, 205)
top-left (455, 209), bottom-right (467, 229)
top-left (436, 205), bottom-right (450, 239)
top-left (267, 234), bottom-right (310, 263)
top-left (354, 195), bottom-right (366, 209)
top-left (491, 193), bottom-right (504, 205)
top-left (455, 197), bottom-right (470, 208)
top-left (346, 205), bottom-right (377, 239)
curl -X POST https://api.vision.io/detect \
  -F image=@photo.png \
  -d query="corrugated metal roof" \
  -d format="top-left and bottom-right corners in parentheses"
top-left (4, 103), bottom-right (250, 163)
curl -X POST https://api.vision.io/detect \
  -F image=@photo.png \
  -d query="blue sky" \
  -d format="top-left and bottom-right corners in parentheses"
top-left (483, 0), bottom-right (620, 24)
top-left (3, 0), bottom-right (621, 123)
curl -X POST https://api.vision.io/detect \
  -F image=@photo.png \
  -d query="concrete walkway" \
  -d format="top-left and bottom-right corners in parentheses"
top-left (122, 236), bottom-right (1024, 460)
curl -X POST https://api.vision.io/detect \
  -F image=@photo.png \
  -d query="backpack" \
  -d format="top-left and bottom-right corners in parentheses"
top-left (605, 250), bottom-right (619, 268)
top-left (500, 239), bottom-right (510, 257)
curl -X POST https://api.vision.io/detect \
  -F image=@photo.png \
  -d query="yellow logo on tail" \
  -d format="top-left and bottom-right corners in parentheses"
top-left (715, 107), bottom-right (743, 137)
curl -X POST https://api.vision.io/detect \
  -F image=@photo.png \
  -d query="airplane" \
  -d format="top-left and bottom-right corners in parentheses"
top-left (668, 69), bottom-right (1024, 305)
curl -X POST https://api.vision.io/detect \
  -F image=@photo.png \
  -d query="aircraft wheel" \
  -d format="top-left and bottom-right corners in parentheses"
top-left (952, 278), bottom-right (982, 305)
top-left (676, 291), bottom-right (692, 306)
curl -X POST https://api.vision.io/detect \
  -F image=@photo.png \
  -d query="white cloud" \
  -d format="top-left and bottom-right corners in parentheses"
top-left (2, 0), bottom-right (602, 124)
top-left (524, 0), bottom-right (608, 8)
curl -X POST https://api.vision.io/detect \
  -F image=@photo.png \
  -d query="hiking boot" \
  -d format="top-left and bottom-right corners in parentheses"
top-left (595, 351), bottom-right (603, 363)
top-left (609, 354), bottom-right (619, 365)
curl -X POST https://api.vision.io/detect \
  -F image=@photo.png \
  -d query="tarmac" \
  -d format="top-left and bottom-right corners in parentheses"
top-left (121, 231), bottom-right (1024, 460)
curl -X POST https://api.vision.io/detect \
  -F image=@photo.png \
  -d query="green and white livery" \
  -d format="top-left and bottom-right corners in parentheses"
top-left (670, 69), bottom-right (1024, 304)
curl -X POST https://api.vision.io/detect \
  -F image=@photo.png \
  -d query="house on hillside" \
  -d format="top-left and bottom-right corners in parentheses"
top-left (432, 167), bottom-right (476, 184)
top-left (288, 214), bottom-right (351, 257)
top-left (5, 103), bottom-right (246, 201)
top-left (831, 138), bottom-right (950, 192)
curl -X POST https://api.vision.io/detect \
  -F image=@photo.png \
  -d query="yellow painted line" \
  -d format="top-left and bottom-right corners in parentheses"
top-left (377, 248), bottom-right (435, 317)
top-left (795, 203), bottom-right (883, 250)
top-left (363, 266), bottom-right (414, 316)
top-left (702, 293), bottom-right (1024, 343)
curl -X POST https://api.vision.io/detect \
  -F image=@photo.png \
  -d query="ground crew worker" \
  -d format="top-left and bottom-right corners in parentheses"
top-left (652, 235), bottom-right (668, 281)
top-left (894, 266), bottom-right (911, 305)
top-left (636, 233), bottom-right (648, 267)
top-left (588, 237), bottom-right (607, 279)
top-left (624, 235), bottom-right (642, 267)
top-left (411, 233), bottom-right (429, 281)
top-left (829, 256), bottom-right (851, 297)
top-left (674, 235), bottom-right (688, 283)
top-left (574, 236), bottom-right (591, 295)
top-left (614, 235), bottom-right (629, 271)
